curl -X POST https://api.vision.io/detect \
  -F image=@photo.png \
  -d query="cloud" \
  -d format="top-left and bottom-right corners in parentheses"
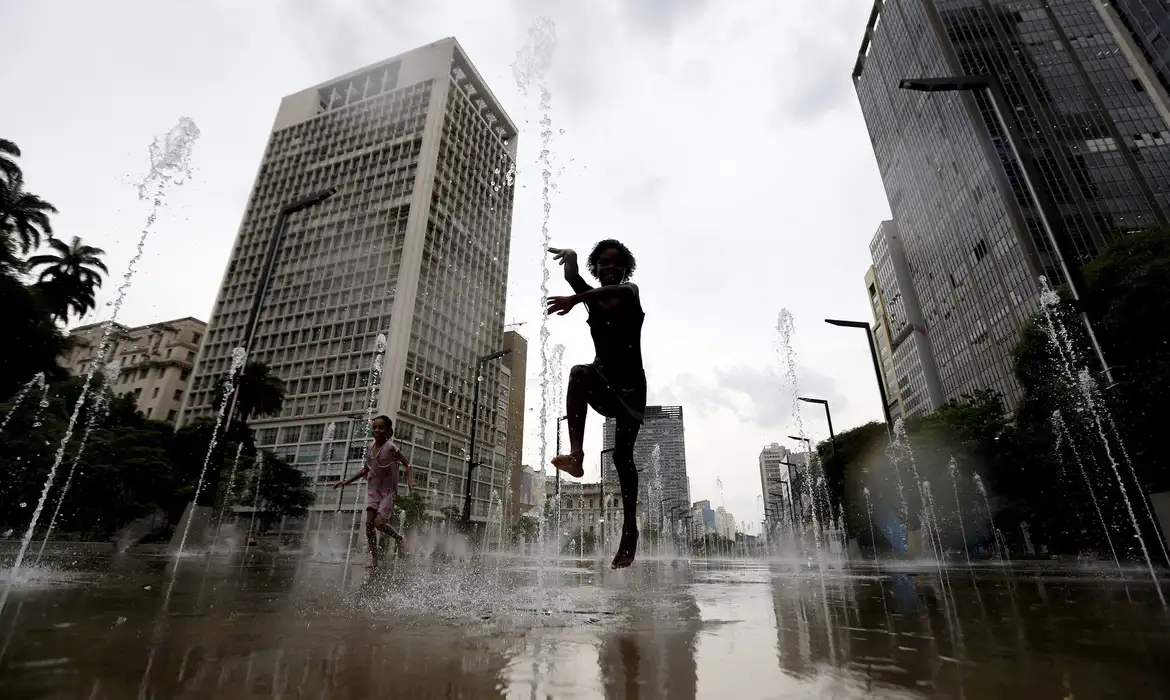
top-left (654, 363), bottom-right (848, 429)
top-left (773, 1), bottom-right (866, 124)
top-left (624, 0), bottom-right (711, 35)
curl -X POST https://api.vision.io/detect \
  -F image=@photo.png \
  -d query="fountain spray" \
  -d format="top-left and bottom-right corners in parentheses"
top-left (0, 373), bottom-right (46, 435)
top-left (2, 119), bottom-right (199, 609)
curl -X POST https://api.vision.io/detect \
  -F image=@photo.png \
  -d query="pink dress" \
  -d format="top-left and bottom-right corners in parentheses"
top-left (364, 439), bottom-right (407, 517)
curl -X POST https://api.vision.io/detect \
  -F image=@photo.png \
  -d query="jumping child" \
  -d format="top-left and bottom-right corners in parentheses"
top-left (545, 240), bottom-right (645, 569)
top-left (333, 415), bottom-right (412, 568)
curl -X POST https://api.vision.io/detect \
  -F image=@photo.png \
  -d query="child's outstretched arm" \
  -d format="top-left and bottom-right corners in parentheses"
top-left (549, 247), bottom-right (593, 295)
top-left (333, 466), bottom-right (368, 489)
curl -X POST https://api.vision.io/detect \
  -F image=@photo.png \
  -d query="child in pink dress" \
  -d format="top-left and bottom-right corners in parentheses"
top-left (333, 415), bottom-right (413, 568)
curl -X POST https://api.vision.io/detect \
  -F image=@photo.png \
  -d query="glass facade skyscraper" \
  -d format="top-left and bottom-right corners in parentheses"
top-left (602, 406), bottom-right (689, 522)
top-left (853, 0), bottom-right (1170, 408)
top-left (181, 39), bottom-right (518, 532)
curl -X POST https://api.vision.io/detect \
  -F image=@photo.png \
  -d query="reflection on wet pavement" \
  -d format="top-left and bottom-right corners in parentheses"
top-left (0, 550), bottom-right (1167, 698)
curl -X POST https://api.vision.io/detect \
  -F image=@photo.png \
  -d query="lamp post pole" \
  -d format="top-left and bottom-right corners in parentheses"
top-left (462, 348), bottom-right (513, 528)
top-left (196, 188), bottom-right (336, 516)
top-left (555, 415), bottom-right (568, 496)
top-left (798, 397), bottom-right (836, 449)
top-left (825, 319), bottom-right (894, 433)
top-left (600, 447), bottom-right (614, 550)
top-left (897, 75), bottom-right (1114, 386)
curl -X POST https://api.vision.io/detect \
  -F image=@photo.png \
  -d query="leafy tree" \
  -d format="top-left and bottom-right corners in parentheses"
top-left (229, 450), bottom-right (314, 535)
top-left (0, 138), bottom-right (21, 186)
top-left (27, 236), bottom-right (109, 322)
top-left (215, 361), bottom-right (286, 425)
top-left (396, 490), bottom-right (428, 530)
top-left (509, 515), bottom-right (539, 543)
top-left (0, 274), bottom-right (69, 399)
top-left (0, 173), bottom-right (56, 264)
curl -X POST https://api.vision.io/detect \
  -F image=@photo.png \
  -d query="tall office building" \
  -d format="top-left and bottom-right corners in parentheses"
top-left (181, 39), bottom-right (518, 530)
top-left (866, 220), bottom-right (944, 419)
top-left (853, 0), bottom-right (1170, 408)
top-left (63, 317), bottom-right (206, 424)
top-left (502, 330), bottom-right (528, 523)
top-left (758, 443), bottom-right (792, 533)
top-left (601, 406), bottom-right (689, 518)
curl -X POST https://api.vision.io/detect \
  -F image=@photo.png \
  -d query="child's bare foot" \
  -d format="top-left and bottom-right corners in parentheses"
top-left (551, 451), bottom-right (585, 478)
top-left (611, 526), bottom-right (639, 569)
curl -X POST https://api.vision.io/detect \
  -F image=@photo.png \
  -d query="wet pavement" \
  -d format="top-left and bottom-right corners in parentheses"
top-left (0, 547), bottom-right (1168, 699)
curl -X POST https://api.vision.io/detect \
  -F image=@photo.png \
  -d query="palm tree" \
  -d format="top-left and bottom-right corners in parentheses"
top-left (0, 142), bottom-right (57, 260)
top-left (1, 138), bottom-right (22, 187)
top-left (217, 361), bottom-right (286, 423)
top-left (27, 236), bottom-right (109, 322)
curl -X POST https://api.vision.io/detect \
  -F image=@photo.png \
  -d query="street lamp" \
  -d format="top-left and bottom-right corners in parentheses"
top-left (461, 348), bottom-right (513, 527)
top-left (600, 447), bottom-right (614, 549)
top-left (898, 75), bottom-right (1113, 386)
top-left (199, 188), bottom-right (336, 512)
top-left (825, 319), bottom-right (894, 432)
top-left (798, 397), bottom-right (836, 449)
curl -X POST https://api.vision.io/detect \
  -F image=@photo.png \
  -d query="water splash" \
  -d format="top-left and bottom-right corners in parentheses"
top-left (0, 373), bottom-right (46, 434)
top-left (35, 359), bottom-right (121, 564)
top-left (2, 118), bottom-right (198, 611)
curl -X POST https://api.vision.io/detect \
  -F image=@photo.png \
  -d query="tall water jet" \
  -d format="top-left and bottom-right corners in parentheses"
top-left (245, 453), bottom-right (266, 546)
top-left (775, 309), bottom-right (835, 663)
top-left (1038, 278), bottom-right (1164, 604)
top-left (0, 373), bottom-right (46, 434)
top-left (1052, 409), bottom-right (1119, 569)
top-left (948, 458), bottom-right (972, 568)
top-left (36, 359), bottom-right (121, 563)
top-left (176, 346), bottom-right (247, 556)
top-left (864, 487), bottom-right (879, 567)
top-left (2, 118), bottom-right (199, 605)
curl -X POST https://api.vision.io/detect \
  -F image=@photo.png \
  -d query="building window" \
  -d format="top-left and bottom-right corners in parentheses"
top-left (180, 369), bottom-right (190, 381)
top-left (167, 409), bottom-right (178, 421)
top-left (192, 332), bottom-right (203, 345)
top-left (152, 387), bottom-right (160, 398)
top-left (173, 389), bottom-right (183, 401)
top-left (187, 351), bottom-right (195, 361)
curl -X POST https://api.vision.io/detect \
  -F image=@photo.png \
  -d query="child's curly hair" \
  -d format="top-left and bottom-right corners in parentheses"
top-left (586, 239), bottom-right (636, 282)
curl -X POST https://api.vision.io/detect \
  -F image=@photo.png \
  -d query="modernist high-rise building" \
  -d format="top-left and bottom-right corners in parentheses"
top-left (601, 406), bottom-right (689, 518)
top-left (865, 221), bottom-right (944, 420)
top-left (758, 443), bottom-right (792, 534)
top-left (180, 38), bottom-right (518, 530)
top-left (502, 329), bottom-right (528, 523)
top-left (853, 0), bottom-right (1170, 408)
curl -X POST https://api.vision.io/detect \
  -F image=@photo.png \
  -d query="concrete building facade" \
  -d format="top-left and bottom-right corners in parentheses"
top-left (854, 0), bottom-right (1170, 409)
top-left (503, 330), bottom-right (528, 523)
top-left (866, 220), bottom-right (945, 419)
top-left (601, 405), bottom-right (689, 519)
top-left (180, 38), bottom-right (518, 531)
top-left (63, 317), bottom-right (206, 423)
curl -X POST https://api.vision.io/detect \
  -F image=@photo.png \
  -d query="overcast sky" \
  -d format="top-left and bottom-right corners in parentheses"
top-left (0, 0), bottom-right (892, 533)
